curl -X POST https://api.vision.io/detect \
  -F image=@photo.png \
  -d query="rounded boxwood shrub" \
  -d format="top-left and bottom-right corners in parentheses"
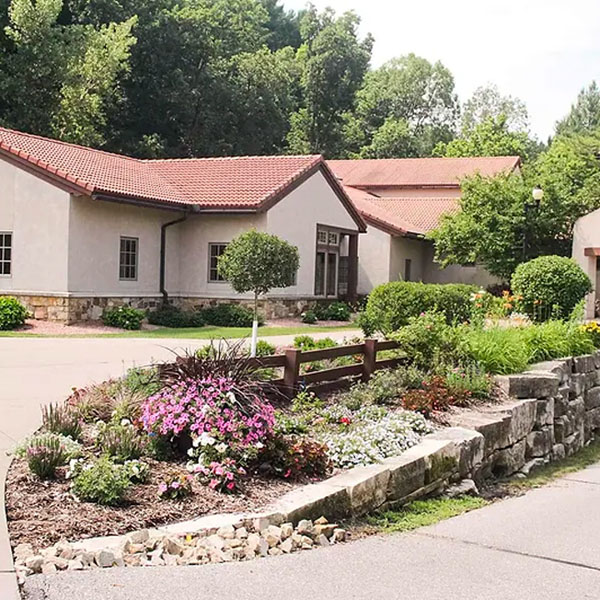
top-left (361, 281), bottom-right (477, 335)
top-left (202, 303), bottom-right (263, 327)
top-left (102, 306), bottom-right (145, 330)
top-left (147, 305), bottom-right (205, 328)
top-left (511, 256), bottom-right (592, 321)
top-left (0, 296), bottom-right (28, 330)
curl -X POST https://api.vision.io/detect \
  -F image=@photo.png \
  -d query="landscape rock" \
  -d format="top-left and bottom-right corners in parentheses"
top-left (444, 479), bottom-right (479, 498)
top-left (95, 549), bottom-right (116, 568)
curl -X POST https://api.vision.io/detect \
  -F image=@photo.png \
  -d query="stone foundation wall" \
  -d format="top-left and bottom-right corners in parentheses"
top-left (175, 297), bottom-right (318, 320)
top-left (3, 294), bottom-right (329, 323)
top-left (5, 294), bottom-right (162, 324)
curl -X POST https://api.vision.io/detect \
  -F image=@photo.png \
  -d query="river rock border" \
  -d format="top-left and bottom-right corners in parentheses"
top-left (14, 351), bottom-right (600, 581)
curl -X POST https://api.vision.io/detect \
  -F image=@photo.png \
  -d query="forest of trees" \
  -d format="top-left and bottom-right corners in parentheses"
top-left (3, 0), bottom-right (600, 280)
top-left (0, 0), bottom-right (559, 161)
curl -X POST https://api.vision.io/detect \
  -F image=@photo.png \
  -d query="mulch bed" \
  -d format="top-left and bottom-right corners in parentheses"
top-left (5, 458), bottom-right (299, 551)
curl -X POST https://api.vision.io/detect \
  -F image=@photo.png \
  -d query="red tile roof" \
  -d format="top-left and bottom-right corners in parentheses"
top-left (328, 156), bottom-right (520, 188)
top-left (0, 127), bottom-right (329, 210)
top-left (344, 185), bottom-right (458, 236)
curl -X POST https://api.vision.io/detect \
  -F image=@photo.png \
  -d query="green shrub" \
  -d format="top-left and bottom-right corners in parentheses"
top-left (0, 296), bottom-right (28, 330)
top-left (23, 433), bottom-right (68, 479)
top-left (42, 402), bottom-right (82, 440)
top-left (511, 256), bottom-right (592, 321)
top-left (97, 423), bottom-right (145, 462)
top-left (390, 311), bottom-right (461, 371)
top-left (72, 457), bottom-right (131, 505)
top-left (362, 281), bottom-right (476, 335)
top-left (202, 303), bottom-right (262, 327)
top-left (301, 309), bottom-right (318, 324)
top-left (102, 306), bottom-right (145, 330)
top-left (254, 340), bottom-right (276, 357)
top-left (293, 335), bottom-right (337, 350)
top-left (147, 305), bottom-right (205, 328)
top-left (314, 301), bottom-right (351, 321)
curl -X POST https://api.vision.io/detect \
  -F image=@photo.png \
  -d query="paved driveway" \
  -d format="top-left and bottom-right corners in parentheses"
top-left (0, 332), bottom-right (357, 598)
top-left (22, 465), bottom-right (600, 600)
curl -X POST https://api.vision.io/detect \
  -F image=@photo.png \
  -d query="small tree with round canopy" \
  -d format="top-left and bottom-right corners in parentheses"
top-left (217, 230), bottom-right (300, 355)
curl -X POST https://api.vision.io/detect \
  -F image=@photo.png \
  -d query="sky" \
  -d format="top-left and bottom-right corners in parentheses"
top-left (282, 0), bottom-right (600, 141)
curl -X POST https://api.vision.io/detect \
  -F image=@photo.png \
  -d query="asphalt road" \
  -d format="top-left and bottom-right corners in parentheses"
top-left (21, 464), bottom-right (600, 600)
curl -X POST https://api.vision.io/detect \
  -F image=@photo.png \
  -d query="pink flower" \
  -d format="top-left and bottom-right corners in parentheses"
top-left (158, 483), bottom-right (168, 493)
top-left (226, 482), bottom-right (235, 491)
top-left (171, 481), bottom-right (180, 489)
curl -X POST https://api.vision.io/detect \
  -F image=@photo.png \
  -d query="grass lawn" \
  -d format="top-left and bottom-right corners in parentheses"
top-left (0, 323), bottom-right (359, 340)
top-left (363, 496), bottom-right (489, 534)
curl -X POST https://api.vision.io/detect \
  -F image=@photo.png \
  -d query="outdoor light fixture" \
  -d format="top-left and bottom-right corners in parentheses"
top-left (532, 185), bottom-right (544, 203)
top-left (523, 186), bottom-right (544, 260)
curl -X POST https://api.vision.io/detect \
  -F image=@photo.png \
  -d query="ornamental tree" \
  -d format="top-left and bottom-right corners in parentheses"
top-left (218, 230), bottom-right (299, 354)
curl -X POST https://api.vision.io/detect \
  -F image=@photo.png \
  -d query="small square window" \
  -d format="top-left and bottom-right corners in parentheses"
top-left (119, 236), bottom-right (138, 280)
top-left (0, 232), bottom-right (12, 276)
top-left (208, 243), bottom-right (228, 282)
top-left (328, 232), bottom-right (339, 245)
top-left (317, 230), bottom-right (328, 245)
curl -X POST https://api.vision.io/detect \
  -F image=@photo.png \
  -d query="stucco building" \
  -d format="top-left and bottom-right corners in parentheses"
top-left (573, 208), bottom-right (600, 319)
top-left (328, 157), bottom-right (521, 294)
top-left (0, 128), bottom-right (365, 322)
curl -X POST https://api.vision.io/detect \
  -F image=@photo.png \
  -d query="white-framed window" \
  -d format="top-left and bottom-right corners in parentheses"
top-left (315, 226), bottom-right (342, 297)
top-left (208, 243), bottom-right (228, 282)
top-left (119, 236), bottom-right (138, 281)
top-left (0, 232), bottom-right (12, 276)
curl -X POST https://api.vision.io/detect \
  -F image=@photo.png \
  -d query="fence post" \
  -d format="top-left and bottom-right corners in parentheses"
top-left (283, 348), bottom-right (301, 398)
top-left (362, 339), bottom-right (377, 382)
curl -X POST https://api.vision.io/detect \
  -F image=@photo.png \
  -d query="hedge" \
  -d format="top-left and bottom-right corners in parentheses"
top-left (360, 281), bottom-right (477, 335)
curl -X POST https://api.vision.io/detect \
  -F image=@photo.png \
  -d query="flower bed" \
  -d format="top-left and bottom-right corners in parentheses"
top-left (6, 345), bottom-right (433, 554)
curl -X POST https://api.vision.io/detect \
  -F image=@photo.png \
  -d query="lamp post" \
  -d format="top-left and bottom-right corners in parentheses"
top-left (523, 185), bottom-right (544, 261)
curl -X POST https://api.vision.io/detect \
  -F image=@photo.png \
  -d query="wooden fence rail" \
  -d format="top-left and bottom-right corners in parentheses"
top-left (249, 338), bottom-right (402, 397)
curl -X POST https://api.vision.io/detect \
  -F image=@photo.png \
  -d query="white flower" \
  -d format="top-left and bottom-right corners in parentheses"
top-left (254, 441), bottom-right (264, 449)
top-left (215, 443), bottom-right (227, 454)
top-left (120, 418), bottom-right (131, 427)
top-left (195, 432), bottom-right (216, 447)
top-left (226, 391), bottom-right (237, 404)
top-left (187, 448), bottom-right (195, 457)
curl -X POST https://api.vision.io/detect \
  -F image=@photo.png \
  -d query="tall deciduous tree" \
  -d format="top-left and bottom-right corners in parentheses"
top-left (345, 53), bottom-right (458, 158)
top-left (461, 84), bottom-right (529, 134)
top-left (556, 81), bottom-right (600, 136)
top-left (286, 6), bottom-right (373, 157)
top-left (1, 0), bottom-right (136, 145)
top-left (434, 115), bottom-right (540, 162)
top-left (430, 131), bottom-right (600, 280)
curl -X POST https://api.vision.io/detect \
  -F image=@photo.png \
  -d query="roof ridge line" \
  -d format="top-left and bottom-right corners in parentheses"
top-left (0, 126), bottom-right (143, 163)
top-left (145, 154), bottom-right (322, 163)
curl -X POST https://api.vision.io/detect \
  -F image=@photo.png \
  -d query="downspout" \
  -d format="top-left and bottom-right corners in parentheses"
top-left (160, 213), bottom-right (188, 305)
